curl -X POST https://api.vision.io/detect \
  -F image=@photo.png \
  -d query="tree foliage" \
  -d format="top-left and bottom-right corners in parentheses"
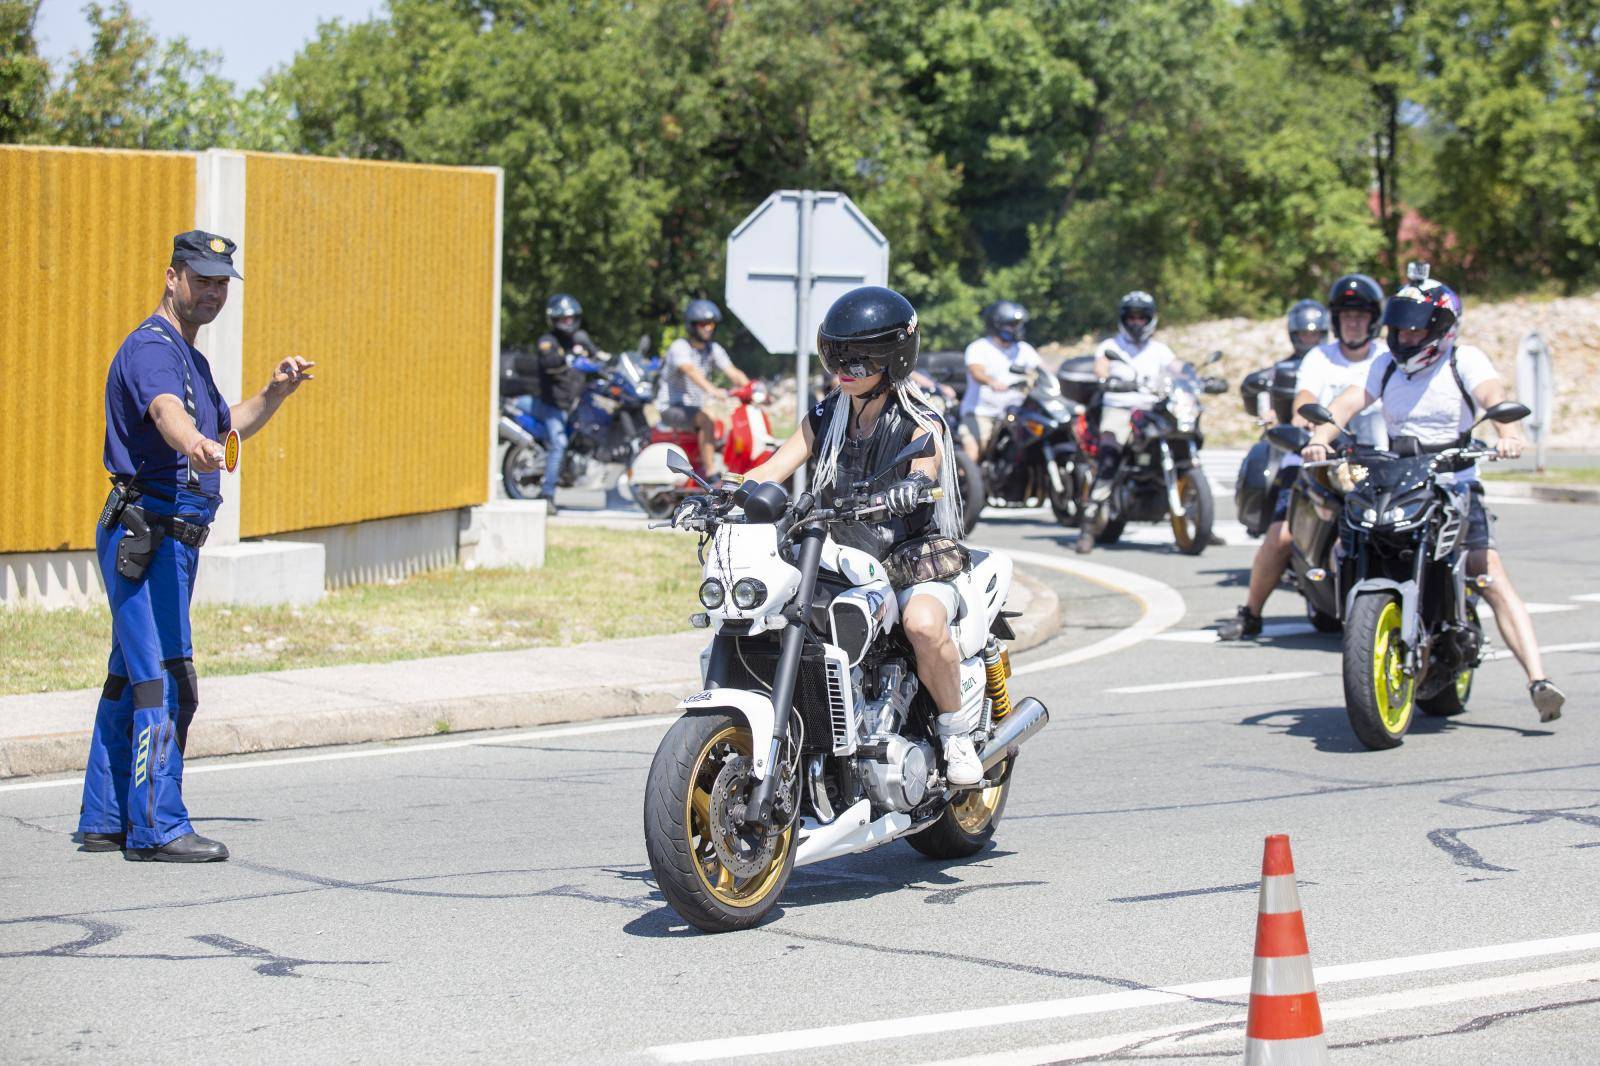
top-left (14, 0), bottom-right (1598, 363)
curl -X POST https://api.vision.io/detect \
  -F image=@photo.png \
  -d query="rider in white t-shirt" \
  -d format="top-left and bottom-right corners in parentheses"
top-left (1076, 290), bottom-right (1184, 553)
top-left (959, 300), bottom-right (1042, 462)
top-left (1221, 275), bottom-right (1389, 639)
top-left (1303, 274), bottom-right (1566, 721)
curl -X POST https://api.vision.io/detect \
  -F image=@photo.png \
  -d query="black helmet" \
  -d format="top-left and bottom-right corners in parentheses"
top-left (546, 293), bottom-right (582, 336)
top-left (684, 298), bottom-right (723, 326)
top-left (817, 285), bottom-right (920, 384)
top-left (1117, 290), bottom-right (1158, 345)
top-left (983, 299), bottom-right (1028, 343)
top-left (1326, 274), bottom-right (1384, 344)
top-left (1286, 299), bottom-right (1330, 356)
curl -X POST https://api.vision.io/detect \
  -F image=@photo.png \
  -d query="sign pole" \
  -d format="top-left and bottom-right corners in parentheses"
top-left (793, 190), bottom-right (816, 494)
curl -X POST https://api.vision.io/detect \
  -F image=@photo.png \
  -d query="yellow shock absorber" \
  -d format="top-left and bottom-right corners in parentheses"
top-left (984, 639), bottom-right (1013, 721)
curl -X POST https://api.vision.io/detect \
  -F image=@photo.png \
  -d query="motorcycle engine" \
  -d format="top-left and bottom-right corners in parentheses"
top-left (857, 661), bottom-right (937, 812)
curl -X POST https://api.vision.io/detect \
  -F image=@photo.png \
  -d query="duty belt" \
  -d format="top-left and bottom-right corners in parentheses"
top-left (145, 511), bottom-right (211, 548)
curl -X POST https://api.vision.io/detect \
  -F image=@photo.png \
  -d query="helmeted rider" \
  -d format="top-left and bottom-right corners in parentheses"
top-left (1221, 277), bottom-right (1389, 639)
top-left (959, 299), bottom-right (1042, 463)
top-left (739, 286), bottom-right (983, 785)
top-left (1077, 290), bottom-right (1185, 553)
top-left (1302, 270), bottom-right (1566, 720)
top-left (523, 293), bottom-right (605, 512)
top-left (663, 299), bottom-right (751, 476)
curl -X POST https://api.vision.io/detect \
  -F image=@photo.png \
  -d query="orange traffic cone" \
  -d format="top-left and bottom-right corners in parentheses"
top-left (1243, 834), bottom-right (1330, 1065)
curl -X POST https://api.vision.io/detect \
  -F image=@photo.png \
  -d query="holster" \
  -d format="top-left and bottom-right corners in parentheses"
top-left (114, 505), bottom-right (166, 582)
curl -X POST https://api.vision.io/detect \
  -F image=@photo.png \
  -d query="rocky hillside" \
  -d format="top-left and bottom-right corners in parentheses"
top-left (1041, 290), bottom-right (1600, 446)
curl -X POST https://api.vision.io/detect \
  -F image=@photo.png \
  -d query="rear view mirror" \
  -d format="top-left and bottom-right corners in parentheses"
top-left (893, 434), bottom-right (937, 467)
top-left (1265, 424), bottom-right (1309, 454)
top-left (1298, 403), bottom-right (1335, 426)
top-left (1204, 350), bottom-right (1224, 366)
top-left (637, 334), bottom-right (653, 356)
top-left (1483, 401), bottom-right (1530, 424)
top-left (665, 450), bottom-right (696, 477)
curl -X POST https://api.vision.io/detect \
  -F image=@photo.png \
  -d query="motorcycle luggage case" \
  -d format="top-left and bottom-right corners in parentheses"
top-left (1057, 355), bottom-right (1100, 405)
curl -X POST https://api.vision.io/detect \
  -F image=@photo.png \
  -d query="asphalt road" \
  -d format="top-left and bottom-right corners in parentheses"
top-left (3, 488), bottom-right (1598, 1065)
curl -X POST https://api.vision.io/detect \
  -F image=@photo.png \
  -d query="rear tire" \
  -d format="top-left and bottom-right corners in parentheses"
top-left (1421, 602), bottom-right (1479, 717)
top-left (955, 449), bottom-right (985, 535)
top-left (906, 760), bottom-right (1012, 860)
top-left (644, 710), bottom-right (797, 933)
top-left (1343, 592), bottom-right (1414, 750)
top-left (502, 443), bottom-right (546, 500)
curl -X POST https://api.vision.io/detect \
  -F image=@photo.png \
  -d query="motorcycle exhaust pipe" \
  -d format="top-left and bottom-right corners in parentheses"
top-left (979, 697), bottom-right (1049, 773)
top-left (499, 414), bottom-right (535, 448)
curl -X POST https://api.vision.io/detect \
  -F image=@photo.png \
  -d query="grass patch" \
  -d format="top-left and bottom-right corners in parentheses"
top-left (0, 526), bottom-right (701, 697)
top-left (1482, 467), bottom-right (1600, 484)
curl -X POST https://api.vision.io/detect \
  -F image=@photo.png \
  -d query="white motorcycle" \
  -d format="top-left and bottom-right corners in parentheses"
top-left (643, 441), bottom-right (1050, 932)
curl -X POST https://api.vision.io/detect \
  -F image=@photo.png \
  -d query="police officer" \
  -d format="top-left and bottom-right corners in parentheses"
top-left (525, 293), bottom-right (604, 513)
top-left (78, 230), bottom-right (314, 861)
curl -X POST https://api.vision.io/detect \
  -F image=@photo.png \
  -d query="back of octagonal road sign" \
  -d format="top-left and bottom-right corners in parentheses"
top-left (725, 190), bottom-right (889, 355)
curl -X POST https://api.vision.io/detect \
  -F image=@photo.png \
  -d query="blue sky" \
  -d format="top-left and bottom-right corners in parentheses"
top-left (35, 1), bottom-right (385, 88)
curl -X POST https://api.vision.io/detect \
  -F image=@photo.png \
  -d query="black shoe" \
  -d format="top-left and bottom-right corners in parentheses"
top-left (79, 832), bottom-right (125, 852)
top-left (1218, 606), bottom-right (1263, 641)
top-left (1075, 529), bottom-right (1095, 554)
top-left (544, 500), bottom-right (561, 517)
top-left (125, 832), bottom-right (229, 863)
top-left (1530, 680), bottom-right (1565, 723)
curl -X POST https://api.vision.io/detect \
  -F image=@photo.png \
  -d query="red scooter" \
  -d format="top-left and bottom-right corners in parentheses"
top-left (626, 381), bottom-right (777, 517)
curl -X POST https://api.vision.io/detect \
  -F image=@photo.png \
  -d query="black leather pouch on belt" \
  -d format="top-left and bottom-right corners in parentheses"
top-left (115, 505), bottom-right (166, 581)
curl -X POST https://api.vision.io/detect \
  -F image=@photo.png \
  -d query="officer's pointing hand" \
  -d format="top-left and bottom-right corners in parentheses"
top-left (188, 437), bottom-right (225, 474)
top-left (269, 356), bottom-right (317, 398)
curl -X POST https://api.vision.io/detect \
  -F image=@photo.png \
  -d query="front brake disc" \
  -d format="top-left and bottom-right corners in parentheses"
top-left (707, 755), bottom-right (777, 879)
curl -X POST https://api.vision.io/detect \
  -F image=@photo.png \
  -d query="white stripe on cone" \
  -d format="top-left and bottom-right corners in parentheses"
top-left (1244, 1035), bottom-right (1333, 1065)
top-left (1259, 874), bottom-right (1302, 914)
top-left (1250, 954), bottom-right (1318, 997)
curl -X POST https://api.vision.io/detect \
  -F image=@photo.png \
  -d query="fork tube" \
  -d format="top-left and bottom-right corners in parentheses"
top-left (745, 525), bottom-right (826, 826)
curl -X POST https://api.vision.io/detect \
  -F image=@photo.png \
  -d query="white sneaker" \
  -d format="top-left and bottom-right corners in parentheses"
top-left (943, 735), bottom-right (983, 787)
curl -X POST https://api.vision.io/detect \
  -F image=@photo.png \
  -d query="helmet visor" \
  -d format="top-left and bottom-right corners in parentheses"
top-left (1381, 299), bottom-right (1435, 331)
top-left (818, 331), bottom-right (902, 379)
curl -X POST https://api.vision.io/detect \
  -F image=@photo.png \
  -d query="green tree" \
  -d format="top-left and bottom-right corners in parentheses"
top-left (0, 1), bottom-right (49, 142)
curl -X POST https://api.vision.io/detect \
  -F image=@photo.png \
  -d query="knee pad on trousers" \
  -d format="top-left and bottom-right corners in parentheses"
top-left (131, 679), bottom-right (164, 710)
top-left (101, 674), bottom-right (129, 701)
top-left (162, 657), bottom-right (199, 752)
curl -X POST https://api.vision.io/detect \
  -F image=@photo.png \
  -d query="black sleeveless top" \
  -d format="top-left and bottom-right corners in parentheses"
top-left (805, 392), bottom-right (936, 559)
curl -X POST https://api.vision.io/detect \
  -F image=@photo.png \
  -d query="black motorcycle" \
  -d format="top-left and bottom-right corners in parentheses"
top-left (1236, 354), bottom-right (1305, 538)
top-left (1299, 400), bottom-right (1529, 750)
top-left (915, 369), bottom-right (989, 536)
top-left (979, 366), bottom-right (1089, 529)
top-left (1084, 356), bottom-right (1229, 554)
top-left (1265, 423), bottom-right (1343, 633)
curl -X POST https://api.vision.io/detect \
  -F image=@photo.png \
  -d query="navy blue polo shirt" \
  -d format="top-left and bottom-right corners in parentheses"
top-left (103, 315), bottom-right (232, 509)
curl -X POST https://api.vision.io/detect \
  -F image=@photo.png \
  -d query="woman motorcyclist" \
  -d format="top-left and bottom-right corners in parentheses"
top-left (1221, 279), bottom-right (1388, 639)
top-left (739, 286), bottom-right (981, 784)
top-left (959, 299), bottom-right (1042, 463)
top-left (1302, 274), bottom-right (1566, 721)
top-left (1077, 290), bottom-right (1185, 553)
top-left (523, 293), bottom-right (604, 512)
top-left (663, 299), bottom-right (750, 476)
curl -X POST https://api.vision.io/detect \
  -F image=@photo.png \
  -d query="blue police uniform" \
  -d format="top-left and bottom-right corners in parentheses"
top-left (78, 315), bottom-right (230, 851)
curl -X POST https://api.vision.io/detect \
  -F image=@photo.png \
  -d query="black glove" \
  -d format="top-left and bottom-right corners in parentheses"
top-left (885, 472), bottom-right (933, 517)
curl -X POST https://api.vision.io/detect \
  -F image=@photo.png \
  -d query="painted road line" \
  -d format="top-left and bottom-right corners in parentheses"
top-left (1106, 671), bottom-right (1322, 695)
top-left (1478, 601), bottom-right (1579, 616)
top-left (1571, 593), bottom-right (1600, 603)
top-left (1001, 549), bottom-right (1187, 677)
top-left (1152, 620), bottom-right (1317, 644)
top-left (645, 931), bottom-right (1600, 1062)
top-left (0, 715), bottom-right (680, 794)
top-left (922, 960), bottom-right (1600, 1066)
top-left (1483, 641), bottom-right (1600, 663)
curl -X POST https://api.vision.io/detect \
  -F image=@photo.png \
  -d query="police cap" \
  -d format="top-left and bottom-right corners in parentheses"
top-left (171, 230), bottom-right (242, 279)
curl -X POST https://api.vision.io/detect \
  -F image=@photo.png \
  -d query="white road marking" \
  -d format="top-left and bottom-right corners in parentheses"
top-left (1571, 593), bottom-right (1600, 604)
top-left (1483, 641), bottom-right (1600, 662)
top-left (1477, 601), bottom-right (1579, 616)
top-left (1000, 550), bottom-right (1187, 677)
top-left (923, 960), bottom-right (1600, 1066)
top-left (1113, 520), bottom-right (1250, 548)
top-left (1152, 620), bottom-right (1317, 644)
top-left (1106, 671), bottom-right (1322, 695)
top-left (646, 932), bottom-right (1600, 1062)
top-left (0, 715), bottom-right (679, 794)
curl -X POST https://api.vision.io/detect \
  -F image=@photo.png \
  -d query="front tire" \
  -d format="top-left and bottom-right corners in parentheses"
top-left (644, 710), bottom-right (796, 933)
top-left (907, 759), bottom-right (1013, 859)
top-left (1170, 469), bottom-right (1215, 555)
top-left (1343, 592), bottom-right (1415, 750)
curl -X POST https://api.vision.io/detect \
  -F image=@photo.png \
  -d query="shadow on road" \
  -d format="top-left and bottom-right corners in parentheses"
top-left (1240, 703), bottom-right (1556, 752)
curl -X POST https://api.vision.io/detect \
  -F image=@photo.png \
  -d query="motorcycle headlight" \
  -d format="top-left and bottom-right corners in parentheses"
top-left (731, 578), bottom-right (768, 610)
top-left (698, 578), bottom-right (725, 609)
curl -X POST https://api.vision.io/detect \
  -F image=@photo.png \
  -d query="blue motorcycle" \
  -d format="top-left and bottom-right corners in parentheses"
top-left (499, 337), bottom-right (660, 499)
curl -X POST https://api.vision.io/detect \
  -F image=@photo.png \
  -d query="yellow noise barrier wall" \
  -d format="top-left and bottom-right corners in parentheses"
top-left (0, 147), bottom-right (196, 553)
top-left (0, 147), bottom-right (497, 552)
top-left (240, 155), bottom-right (496, 538)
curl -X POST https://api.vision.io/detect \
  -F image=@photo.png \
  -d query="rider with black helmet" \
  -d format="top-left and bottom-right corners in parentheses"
top-left (1301, 270), bottom-right (1565, 720)
top-left (1220, 280), bottom-right (1389, 639)
top-left (524, 293), bottom-right (605, 510)
top-left (664, 298), bottom-right (749, 474)
top-left (740, 286), bottom-right (982, 785)
top-left (959, 299), bottom-right (1043, 463)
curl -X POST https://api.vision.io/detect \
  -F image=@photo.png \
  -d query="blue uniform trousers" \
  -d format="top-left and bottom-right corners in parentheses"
top-left (78, 516), bottom-right (203, 849)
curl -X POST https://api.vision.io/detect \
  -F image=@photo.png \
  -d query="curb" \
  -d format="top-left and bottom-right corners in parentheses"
top-left (0, 569), bottom-right (1064, 780)
top-left (1483, 481), bottom-right (1600, 504)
